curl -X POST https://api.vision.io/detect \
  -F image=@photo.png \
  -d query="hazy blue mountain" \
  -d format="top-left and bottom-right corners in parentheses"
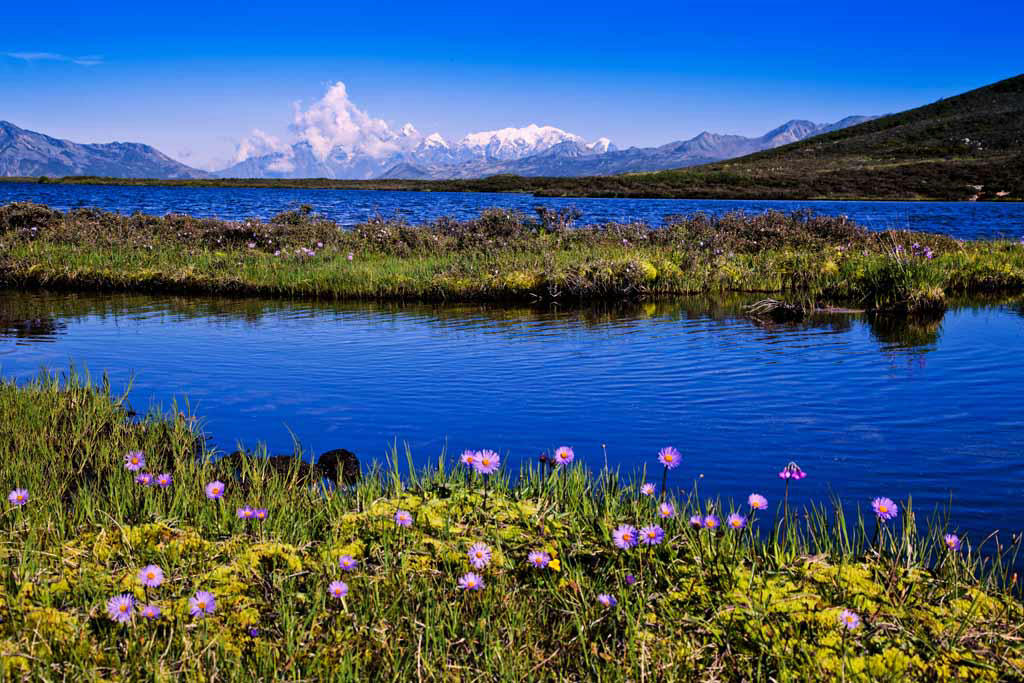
top-left (0, 120), bottom-right (210, 179)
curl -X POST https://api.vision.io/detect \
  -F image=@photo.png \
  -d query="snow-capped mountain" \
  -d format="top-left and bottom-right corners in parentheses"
top-left (378, 117), bottom-right (876, 179)
top-left (216, 123), bottom-right (603, 179)
top-left (217, 117), bottom-right (873, 180)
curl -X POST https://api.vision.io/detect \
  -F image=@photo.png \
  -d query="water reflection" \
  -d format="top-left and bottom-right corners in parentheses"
top-left (0, 290), bottom-right (990, 354)
top-left (1, 288), bottom-right (1022, 546)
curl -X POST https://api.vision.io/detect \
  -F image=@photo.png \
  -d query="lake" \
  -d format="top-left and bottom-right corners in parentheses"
top-left (2, 289), bottom-right (1022, 545)
top-left (1, 181), bottom-right (1023, 239)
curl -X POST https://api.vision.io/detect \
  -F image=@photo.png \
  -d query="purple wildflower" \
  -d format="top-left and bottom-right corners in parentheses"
top-left (527, 551), bottom-right (550, 568)
top-left (253, 508), bottom-right (268, 521)
top-left (205, 481), bottom-right (225, 500)
top-left (639, 525), bottom-right (665, 546)
top-left (124, 451), bottom-right (146, 472)
top-left (189, 590), bottom-right (216, 618)
top-left (612, 524), bottom-right (638, 549)
top-left (657, 446), bottom-right (681, 470)
top-left (135, 473), bottom-right (153, 486)
top-left (106, 594), bottom-right (134, 623)
top-left (726, 513), bottom-right (747, 531)
top-left (468, 542), bottom-right (492, 569)
top-left (640, 483), bottom-right (656, 497)
top-left (552, 446), bottom-right (574, 466)
top-left (944, 534), bottom-right (961, 551)
top-left (872, 497), bottom-right (898, 521)
top-left (394, 509), bottom-right (413, 527)
top-left (328, 580), bottom-right (348, 600)
top-left (237, 506), bottom-right (254, 520)
top-left (138, 564), bottom-right (164, 587)
top-left (839, 609), bottom-right (861, 630)
top-left (347, 251), bottom-right (354, 261)
top-left (658, 501), bottom-right (675, 518)
top-left (249, 627), bottom-right (261, 637)
top-left (338, 555), bottom-right (358, 571)
top-left (703, 514), bottom-right (721, 531)
top-left (458, 572), bottom-right (484, 591)
top-left (778, 462), bottom-right (806, 480)
top-left (473, 449), bottom-right (500, 475)
top-left (459, 450), bottom-right (478, 468)
top-left (597, 594), bottom-right (617, 607)
top-left (141, 604), bottom-right (161, 620)
top-left (7, 489), bottom-right (28, 506)
top-left (748, 493), bottom-right (768, 510)
top-left (624, 574), bottom-right (636, 585)
top-left (689, 514), bottom-right (704, 528)
top-left (156, 473), bottom-right (172, 488)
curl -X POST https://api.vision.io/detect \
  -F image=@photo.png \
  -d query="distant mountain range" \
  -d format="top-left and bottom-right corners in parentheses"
top-left (0, 116), bottom-right (875, 181)
top-left (0, 121), bottom-right (210, 179)
top-left (218, 118), bottom-right (876, 180)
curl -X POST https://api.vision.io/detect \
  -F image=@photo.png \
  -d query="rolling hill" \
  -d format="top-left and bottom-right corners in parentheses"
top-left (0, 121), bottom-right (210, 179)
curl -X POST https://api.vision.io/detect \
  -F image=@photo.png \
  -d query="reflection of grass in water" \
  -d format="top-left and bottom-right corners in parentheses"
top-left (2, 371), bottom-right (1023, 680)
top-left (868, 312), bottom-right (945, 348)
top-left (5, 289), bottom-right (1019, 358)
top-left (2, 202), bottom-right (1024, 312)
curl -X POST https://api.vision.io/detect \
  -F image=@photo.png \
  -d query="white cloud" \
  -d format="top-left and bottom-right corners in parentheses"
top-left (232, 128), bottom-right (292, 164)
top-left (290, 81), bottom-right (413, 160)
top-left (5, 52), bottom-right (102, 66)
top-left (7, 52), bottom-right (65, 61)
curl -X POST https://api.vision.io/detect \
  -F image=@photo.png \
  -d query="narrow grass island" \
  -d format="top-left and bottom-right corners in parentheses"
top-left (2, 202), bottom-right (1023, 314)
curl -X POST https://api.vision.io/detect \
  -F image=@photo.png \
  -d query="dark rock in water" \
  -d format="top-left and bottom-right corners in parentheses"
top-left (745, 299), bottom-right (806, 323)
top-left (316, 449), bottom-right (361, 485)
top-left (218, 448), bottom-right (360, 487)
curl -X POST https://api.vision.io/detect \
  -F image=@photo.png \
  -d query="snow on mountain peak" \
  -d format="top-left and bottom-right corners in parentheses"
top-left (400, 123), bottom-right (419, 137)
top-left (423, 132), bottom-right (449, 148)
top-left (458, 124), bottom-right (583, 160)
top-left (585, 137), bottom-right (614, 153)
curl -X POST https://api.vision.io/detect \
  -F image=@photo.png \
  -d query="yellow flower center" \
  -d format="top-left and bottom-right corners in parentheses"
top-left (482, 458), bottom-right (491, 466)
top-left (16, 494), bottom-right (23, 501)
top-left (147, 572), bottom-right (154, 579)
top-left (732, 520), bottom-right (741, 527)
top-left (198, 601), bottom-right (206, 609)
top-left (879, 505), bottom-right (888, 513)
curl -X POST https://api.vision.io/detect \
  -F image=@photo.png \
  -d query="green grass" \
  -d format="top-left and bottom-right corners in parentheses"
top-left (3, 202), bottom-right (1024, 313)
top-left (1, 371), bottom-right (1022, 681)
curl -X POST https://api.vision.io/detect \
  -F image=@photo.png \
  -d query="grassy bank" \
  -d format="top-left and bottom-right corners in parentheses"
top-left (1, 373), bottom-right (1022, 681)
top-left (2, 202), bottom-right (1024, 312)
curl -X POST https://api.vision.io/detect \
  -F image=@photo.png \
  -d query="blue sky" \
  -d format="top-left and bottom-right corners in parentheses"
top-left (2, 0), bottom-right (1021, 169)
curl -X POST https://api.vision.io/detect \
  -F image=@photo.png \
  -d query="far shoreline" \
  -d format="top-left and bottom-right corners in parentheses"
top-left (0, 175), bottom-right (1019, 202)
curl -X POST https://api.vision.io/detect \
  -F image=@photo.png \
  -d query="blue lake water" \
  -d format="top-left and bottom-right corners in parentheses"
top-left (2, 290), bottom-right (1022, 546)
top-left (2, 181), bottom-right (1023, 239)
